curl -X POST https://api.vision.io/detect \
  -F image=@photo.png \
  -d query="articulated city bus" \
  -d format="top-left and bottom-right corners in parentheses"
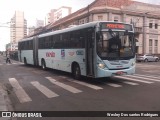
top-left (18, 21), bottom-right (136, 79)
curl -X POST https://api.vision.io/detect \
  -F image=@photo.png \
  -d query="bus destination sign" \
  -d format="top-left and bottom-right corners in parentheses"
top-left (101, 23), bottom-right (133, 31)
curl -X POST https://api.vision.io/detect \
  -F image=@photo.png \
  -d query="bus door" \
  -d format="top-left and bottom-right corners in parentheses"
top-left (86, 28), bottom-right (95, 77)
top-left (33, 36), bottom-right (39, 66)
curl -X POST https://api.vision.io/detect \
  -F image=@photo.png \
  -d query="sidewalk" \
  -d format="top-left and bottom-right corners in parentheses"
top-left (0, 84), bottom-right (11, 120)
top-left (0, 55), bottom-right (16, 120)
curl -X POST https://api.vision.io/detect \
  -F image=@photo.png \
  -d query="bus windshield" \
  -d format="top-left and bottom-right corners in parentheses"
top-left (97, 31), bottom-right (135, 60)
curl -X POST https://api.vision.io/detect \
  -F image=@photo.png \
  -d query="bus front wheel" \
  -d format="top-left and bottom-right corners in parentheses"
top-left (73, 64), bottom-right (81, 80)
top-left (41, 60), bottom-right (46, 70)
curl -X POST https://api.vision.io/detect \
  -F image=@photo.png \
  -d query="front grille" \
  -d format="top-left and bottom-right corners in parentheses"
top-left (109, 67), bottom-right (129, 70)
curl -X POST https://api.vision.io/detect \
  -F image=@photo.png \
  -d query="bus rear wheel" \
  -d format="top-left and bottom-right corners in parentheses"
top-left (73, 64), bottom-right (81, 80)
top-left (41, 60), bottom-right (46, 70)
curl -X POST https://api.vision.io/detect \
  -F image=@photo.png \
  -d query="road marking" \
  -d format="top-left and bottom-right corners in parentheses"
top-left (58, 76), bottom-right (67, 79)
top-left (45, 77), bottom-right (82, 93)
top-left (136, 64), bottom-right (158, 67)
top-left (31, 81), bottom-right (59, 98)
top-left (134, 74), bottom-right (160, 80)
top-left (9, 78), bottom-right (32, 103)
top-left (114, 76), bottom-right (153, 84)
top-left (67, 79), bottom-right (103, 90)
top-left (123, 81), bottom-right (139, 85)
top-left (18, 62), bottom-right (24, 64)
top-left (107, 83), bottom-right (122, 87)
top-left (12, 63), bottom-right (18, 64)
top-left (126, 75), bottom-right (160, 82)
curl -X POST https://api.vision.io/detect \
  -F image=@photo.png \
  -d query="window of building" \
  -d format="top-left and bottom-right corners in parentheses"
top-left (149, 23), bottom-right (152, 28)
top-left (79, 19), bottom-right (85, 24)
top-left (98, 16), bottom-right (103, 21)
top-left (114, 19), bottom-right (118, 22)
top-left (155, 23), bottom-right (158, 29)
top-left (149, 39), bottom-right (153, 54)
top-left (149, 39), bottom-right (152, 46)
top-left (154, 40), bottom-right (158, 53)
top-left (155, 40), bottom-right (158, 46)
top-left (114, 16), bottom-right (119, 22)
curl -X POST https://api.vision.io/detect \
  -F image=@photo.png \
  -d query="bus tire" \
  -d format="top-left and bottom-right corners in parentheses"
top-left (24, 58), bottom-right (27, 65)
top-left (41, 60), bottom-right (46, 70)
top-left (73, 64), bottom-right (81, 80)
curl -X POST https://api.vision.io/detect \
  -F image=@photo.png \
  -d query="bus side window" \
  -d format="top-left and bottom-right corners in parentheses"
top-left (50, 35), bottom-right (54, 49)
top-left (63, 32), bottom-right (69, 48)
top-left (28, 40), bottom-right (33, 50)
top-left (70, 31), bottom-right (78, 48)
top-left (80, 30), bottom-right (85, 48)
top-left (54, 35), bottom-right (60, 48)
top-left (74, 31), bottom-right (81, 48)
top-left (52, 35), bottom-right (56, 48)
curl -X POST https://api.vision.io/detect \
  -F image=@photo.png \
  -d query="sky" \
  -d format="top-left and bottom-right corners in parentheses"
top-left (0, 0), bottom-right (160, 51)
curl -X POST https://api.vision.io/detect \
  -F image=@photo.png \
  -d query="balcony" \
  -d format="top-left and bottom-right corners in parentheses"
top-left (134, 27), bottom-right (142, 34)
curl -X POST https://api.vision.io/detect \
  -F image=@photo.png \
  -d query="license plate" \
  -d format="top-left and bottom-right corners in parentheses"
top-left (116, 71), bottom-right (124, 75)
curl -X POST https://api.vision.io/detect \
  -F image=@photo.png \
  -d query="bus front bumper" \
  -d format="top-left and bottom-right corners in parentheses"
top-left (96, 66), bottom-right (135, 78)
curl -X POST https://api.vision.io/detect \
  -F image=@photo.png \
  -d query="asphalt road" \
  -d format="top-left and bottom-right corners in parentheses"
top-left (0, 55), bottom-right (160, 120)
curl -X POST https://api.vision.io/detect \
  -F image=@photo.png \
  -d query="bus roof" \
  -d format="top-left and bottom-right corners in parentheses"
top-left (19, 21), bottom-right (133, 42)
top-left (38, 21), bottom-right (133, 38)
top-left (38, 21), bottom-right (99, 38)
top-left (19, 37), bottom-right (34, 42)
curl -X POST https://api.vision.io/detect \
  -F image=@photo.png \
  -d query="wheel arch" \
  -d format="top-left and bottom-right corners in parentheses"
top-left (71, 61), bottom-right (80, 73)
top-left (41, 58), bottom-right (45, 65)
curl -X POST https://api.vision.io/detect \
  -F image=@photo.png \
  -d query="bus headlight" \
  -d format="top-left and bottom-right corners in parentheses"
top-left (98, 63), bottom-right (106, 69)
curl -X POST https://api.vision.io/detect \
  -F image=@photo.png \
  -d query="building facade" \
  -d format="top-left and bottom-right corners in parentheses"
top-left (10, 11), bottom-right (27, 51)
top-left (45, 6), bottom-right (72, 25)
top-left (28, 26), bottom-right (35, 36)
top-left (45, 9), bottom-right (56, 25)
top-left (36, 19), bottom-right (44, 28)
top-left (45, 0), bottom-right (160, 56)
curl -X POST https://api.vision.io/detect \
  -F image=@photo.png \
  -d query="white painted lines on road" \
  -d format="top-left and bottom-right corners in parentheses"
top-left (113, 76), bottom-right (153, 84)
top-left (126, 75), bottom-right (160, 82)
top-left (58, 76), bottom-right (68, 79)
top-left (6, 73), bottom-right (160, 104)
top-left (31, 81), bottom-right (59, 98)
top-left (0, 62), bottom-right (24, 65)
top-left (122, 81), bottom-right (139, 86)
top-left (45, 77), bottom-right (82, 93)
top-left (134, 74), bottom-right (160, 80)
top-left (12, 63), bottom-right (18, 65)
top-left (106, 83), bottom-right (122, 87)
top-left (67, 79), bottom-right (103, 90)
top-left (9, 78), bottom-right (32, 103)
top-left (136, 64), bottom-right (158, 68)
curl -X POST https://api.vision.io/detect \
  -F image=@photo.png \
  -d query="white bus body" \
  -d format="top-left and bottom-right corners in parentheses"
top-left (18, 21), bottom-right (136, 79)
